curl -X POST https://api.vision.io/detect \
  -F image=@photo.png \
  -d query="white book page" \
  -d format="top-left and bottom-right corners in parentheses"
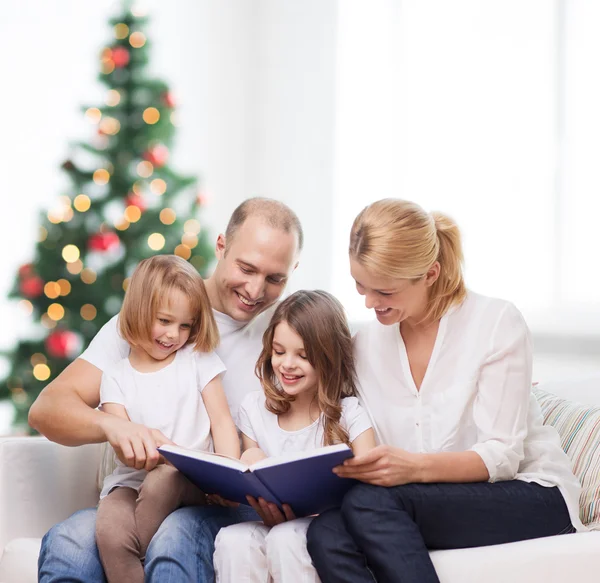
top-left (159, 444), bottom-right (249, 472)
top-left (249, 443), bottom-right (351, 471)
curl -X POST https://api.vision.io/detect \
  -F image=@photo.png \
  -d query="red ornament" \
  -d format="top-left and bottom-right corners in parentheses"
top-left (88, 231), bottom-right (121, 252)
top-left (45, 330), bottom-right (80, 359)
top-left (143, 144), bottom-right (169, 168)
top-left (112, 46), bottom-right (130, 68)
top-left (20, 276), bottom-right (44, 298)
top-left (161, 92), bottom-right (176, 108)
top-left (125, 193), bottom-right (146, 212)
top-left (18, 263), bottom-right (33, 278)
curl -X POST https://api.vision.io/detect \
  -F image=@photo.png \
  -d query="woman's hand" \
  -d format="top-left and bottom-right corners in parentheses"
top-left (246, 496), bottom-right (296, 526)
top-left (333, 445), bottom-right (424, 487)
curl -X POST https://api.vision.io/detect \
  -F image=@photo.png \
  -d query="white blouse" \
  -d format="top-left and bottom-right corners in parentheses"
top-left (353, 291), bottom-right (584, 532)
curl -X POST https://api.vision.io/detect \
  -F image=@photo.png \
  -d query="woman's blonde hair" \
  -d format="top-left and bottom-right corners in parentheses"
top-left (256, 290), bottom-right (356, 448)
top-left (119, 255), bottom-right (219, 352)
top-left (349, 199), bottom-right (466, 322)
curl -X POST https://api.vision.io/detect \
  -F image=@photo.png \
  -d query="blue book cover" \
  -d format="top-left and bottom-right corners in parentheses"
top-left (158, 443), bottom-right (356, 517)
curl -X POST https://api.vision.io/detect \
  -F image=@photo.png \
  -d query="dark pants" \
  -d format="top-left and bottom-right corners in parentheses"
top-left (306, 481), bottom-right (575, 583)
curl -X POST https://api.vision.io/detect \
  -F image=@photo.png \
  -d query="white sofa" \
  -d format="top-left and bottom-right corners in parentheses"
top-left (1, 376), bottom-right (600, 583)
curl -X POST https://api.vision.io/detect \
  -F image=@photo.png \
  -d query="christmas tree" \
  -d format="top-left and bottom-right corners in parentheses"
top-left (2, 2), bottom-right (213, 429)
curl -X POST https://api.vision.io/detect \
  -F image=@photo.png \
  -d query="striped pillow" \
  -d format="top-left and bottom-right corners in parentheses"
top-left (534, 387), bottom-right (600, 530)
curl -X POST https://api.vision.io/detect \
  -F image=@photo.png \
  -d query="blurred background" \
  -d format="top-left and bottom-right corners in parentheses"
top-left (0, 0), bottom-right (598, 432)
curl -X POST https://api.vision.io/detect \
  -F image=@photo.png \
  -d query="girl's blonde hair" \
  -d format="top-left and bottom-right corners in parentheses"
top-left (349, 199), bottom-right (466, 323)
top-left (256, 290), bottom-right (356, 448)
top-left (119, 255), bottom-right (219, 352)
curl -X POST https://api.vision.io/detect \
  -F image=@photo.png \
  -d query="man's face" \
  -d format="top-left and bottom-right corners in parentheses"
top-left (211, 216), bottom-right (299, 322)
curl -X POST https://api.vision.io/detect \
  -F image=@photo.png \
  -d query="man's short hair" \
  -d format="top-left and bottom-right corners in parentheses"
top-left (225, 197), bottom-right (304, 252)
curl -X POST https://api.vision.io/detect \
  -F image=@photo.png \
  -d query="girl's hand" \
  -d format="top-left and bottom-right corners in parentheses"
top-left (333, 445), bottom-right (424, 487)
top-left (246, 496), bottom-right (296, 526)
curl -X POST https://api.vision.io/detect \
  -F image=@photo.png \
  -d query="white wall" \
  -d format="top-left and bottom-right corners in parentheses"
top-left (0, 1), bottom-right (598, 390)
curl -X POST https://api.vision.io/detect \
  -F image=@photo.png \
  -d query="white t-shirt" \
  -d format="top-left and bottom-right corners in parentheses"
top-left (80, 306), bottom-right (275, 422)
top-left (98, 345), bottom-right (225, 498)
top-left (237, 392), bottom-right (372, 456)
top-left (353, 290), bottom-right (585, 532)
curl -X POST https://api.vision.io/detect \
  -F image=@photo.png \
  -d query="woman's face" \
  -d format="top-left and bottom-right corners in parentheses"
top-left (350, 257), bottom-right (434, 326)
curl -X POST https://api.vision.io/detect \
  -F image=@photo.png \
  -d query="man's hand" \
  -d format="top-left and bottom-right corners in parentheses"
top-left (100, 415), bottom-right (174, 471)
top-left (333, 444), bottom-right (423, 487)
top-left (246, 496), bottom-right (296, 526)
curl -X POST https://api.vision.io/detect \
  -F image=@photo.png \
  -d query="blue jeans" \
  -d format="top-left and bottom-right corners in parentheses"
top-left (38, 504), bottom-right (259, 582)
top-left (307, 481), bottom-right (575, 583)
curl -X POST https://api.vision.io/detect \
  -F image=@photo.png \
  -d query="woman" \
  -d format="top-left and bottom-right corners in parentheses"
top-left (306, 199), bottom-right (584, 583)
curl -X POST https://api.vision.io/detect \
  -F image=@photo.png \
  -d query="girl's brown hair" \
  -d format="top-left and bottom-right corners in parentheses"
top-left (119, 255), bottom-right (219, 352)
top-left (349, 199), bottom-right (467, 323)
top-left (256, 290), bottom-right (356, 448)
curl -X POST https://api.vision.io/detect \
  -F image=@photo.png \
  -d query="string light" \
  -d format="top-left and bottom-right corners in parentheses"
top-left (114, 23), bottom-right (129, 39)
top-left (174, 244), bottom-right (191, 260)
top-left (143, 107), bottom-right (160, 125)
top-left (39, 226), bottom-right (48, 242)
top-left (47, 303), bottom-right (65, 321)
top-left (62, 244), bottom-right (80, 263)
top-left (57, 279), bottom-right (71, 296)
top-left (184, 219), bottom-right (201, 235)
top-left (66, 259), bottom-right (83, 275)
top-left (182, 233), bottom-right (198, 248)
top-left (147, 233), bottom-right (166, 251)
top-left (129, 31), bottom-right (146, 48)
top-left (170, 111), bottom-right (179, 126)
top-left (44, 282), bottom-right (61, 299)
top-left (74, 194), bottom-right (91, 212)
top-left (132, 181), bottom-right (144, 195)
top-left (30, 353), bottom-right (47, 366)
top-left (115, 218), bottom-right (130, 231)
top-left (150, 178), bottom-right (167, 195)
top-left (159, 208), bottom-right (176, 225)
top-left (105, 89), bottom-right (121, 106)
top-left (85, 108), bottom-right (102, 124)
top-left (81, 304), bottom-right (97, 321)
top-left (40, 314), bottom-right (57, 329)
top-left (33, 364), bottom-right (51, 381)
top-left (101, 60), bottom-right (115, 75)
top-left (123, 277), bottom-right (131, 291)
top-left (137, 161), bottom-right (153, 178)
top-left (93, 169), bottom-right (110, 185)
top-left (99, 117), bottom-right (120, 135)
top-left (81, 269), bottom-right (97, 284)
top-left (11, 387), bottom-right (27, 404)
top-left (19, 300), bottom-right (33, 314)
top-left (63, 207), bottom-right (74, 222)
top-left (124, 205), bottom-right (142, 223)
top-left (47, 209), bottom-right (63, 224)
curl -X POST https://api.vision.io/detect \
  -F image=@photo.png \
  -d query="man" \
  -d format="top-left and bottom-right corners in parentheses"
top-left (30, 197), bottom-right (303, 582)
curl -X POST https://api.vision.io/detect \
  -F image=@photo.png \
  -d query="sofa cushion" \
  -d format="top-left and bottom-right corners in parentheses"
top-left (0, 537), bottom-right (40, 583)
top-left (534, 387), bottom-right (600, 529)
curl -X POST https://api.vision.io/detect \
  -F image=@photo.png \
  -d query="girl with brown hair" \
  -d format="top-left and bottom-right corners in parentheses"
top-left (213, 289), bottom-right (376, 583)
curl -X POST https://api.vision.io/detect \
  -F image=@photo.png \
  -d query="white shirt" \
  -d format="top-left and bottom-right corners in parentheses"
top-left (237, 392), bottom-right (372, 456)
top-left (353, 291), bottom-right (585, 532)
top-left (80, 306), bottom-right (276, 422)
top-left (98, 345), bottom-right (225, 497)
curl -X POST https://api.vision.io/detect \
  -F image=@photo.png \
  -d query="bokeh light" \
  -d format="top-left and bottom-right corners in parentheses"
top-left (137, 161), bottom-right (153, 178)
top-left (19, 300), bottom-right (33, 315)
top-left (47, 303), bottom-right (65, 321)
top-left (30, 353), bottom-right (47, 366)
top-left (174, 244), bottom-right (191, 260)
top-left (105, 89), bottom-right (121, 107)
top-left (74, 194), bottom-right (91, 212)
top-left (143, 107), bottom-right (160, 124)
top-left (57, 279), bottom-right (72, 296)
top-left (44, 282), bottom-right (61, 299)
top-left (150, 178), bottom-right (167, 195)
top-left (62, 245), bottom-right (80, 263)
top-left (81, 304), bottom-right (97, 321)
top-left (147, 233), bottom-right (166, 250)
top-left (85, 108), bottom-right (102, 124)
top-left (182, 233), bottom-right (198, 248)
top-left (159, 208), bottom-right (176, 225)
top-left (114, 23), bottom-right (129, 39)
top-left (124, 205), bottom-right (142, 223)
top-left (93, 169), bottom-right (110, 185)
top-left (81, 268), bottom-right (97, 284)
top-left (33, 364), bottom-right (51, 381)
top-left (66, 259), bottom-right (83, 275)
top-left (129, 31), bottom-right (146, 48)
top-left (184, 219), bottom-right (201, 234)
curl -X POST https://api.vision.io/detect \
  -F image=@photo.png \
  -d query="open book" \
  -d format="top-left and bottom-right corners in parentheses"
top-left (158, 443), bottom-right (355, 517)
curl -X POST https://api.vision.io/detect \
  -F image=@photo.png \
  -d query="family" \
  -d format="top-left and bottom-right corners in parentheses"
top-left (29, 197), bottom-right (584, 583)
